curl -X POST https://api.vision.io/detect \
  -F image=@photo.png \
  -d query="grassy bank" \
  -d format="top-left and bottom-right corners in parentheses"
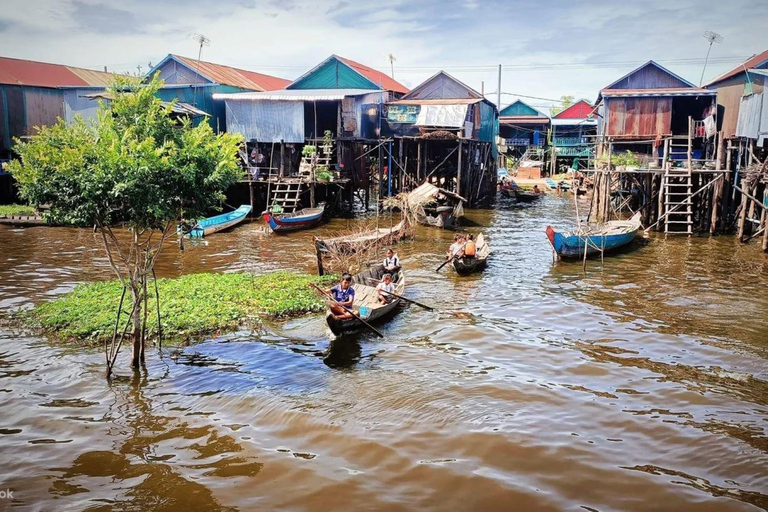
top-left (32, 272), bottom-right (337, 343)
top-left (0, 204), bottom-right (37, 217)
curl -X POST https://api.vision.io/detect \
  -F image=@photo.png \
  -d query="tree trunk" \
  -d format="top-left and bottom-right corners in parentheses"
top-left (130, 284), bottom-right (143, 369)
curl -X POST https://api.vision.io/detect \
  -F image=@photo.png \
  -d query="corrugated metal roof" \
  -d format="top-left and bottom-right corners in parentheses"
top-left (172, 55), bottom-right (290, 91)
top-left (553, 100), bottom-right (594, 119)
top-left (337, 56), bottom-right (409, 94)
top-left (407, 182), bottom-right (466, 205)
top-left (601, 88), bottom-right (715, 98)
top-left (706, 49), bottom-right (768, 87)
top-left (213, 88), bottom-right (380, 101)
top-left (499, 115), bottom-right (551, 125)
top-left (390, 98), bottom-right (482, 105)
top-left (748, 68), bottom-right (768, 77)
top-left (0, 56), bottom-right (120, 88)
top-left (551, 118), bottom-right (597, 126)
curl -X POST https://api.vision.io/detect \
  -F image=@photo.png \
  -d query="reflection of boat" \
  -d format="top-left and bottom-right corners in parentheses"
top-left (323, 337), bottom-right (362, 368)
top-left (263, 203), bottom-right (325, 233)
top-left (452, 233), bottom-right (490, 275)
top-left (407, 182), bottom-right (466, 229)
top-left (314, 220), bottom-right (407, 255)
top-left (180, 205), bottom-right (252, 238)
top-left (514, 189), bottom-right (542, 203)
top-left (546, 212), bottom-right (642, 259)
top-left (326, 265), bottom-right (404, 335)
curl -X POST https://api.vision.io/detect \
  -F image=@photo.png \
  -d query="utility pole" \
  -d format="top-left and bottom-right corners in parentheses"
top-left (497, 64), bottom-right (502, 112)
top-left (388, 54), bottom-right (397, 79)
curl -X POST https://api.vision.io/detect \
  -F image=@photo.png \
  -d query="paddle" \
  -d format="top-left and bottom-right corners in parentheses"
top-left (378, 290), bottom-right (434, 311)
top-left (309, 283), bottom-right (385, 338)
top-left (435, 255), bottom-right (457, 272)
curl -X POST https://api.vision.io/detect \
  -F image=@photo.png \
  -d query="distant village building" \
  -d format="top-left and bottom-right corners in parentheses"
top-left (551, 100), bottom-right (597, 171)
top-left (148, 54), bottom-right (290, 132)
top-left (498, 100), bottom-right (550, 159)
top-left (705, 49), bottom-right (768, 146)
top-left (384, 71), bottom-right (498, 206)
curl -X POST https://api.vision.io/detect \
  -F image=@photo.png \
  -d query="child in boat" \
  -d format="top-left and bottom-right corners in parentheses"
top-left (328, 273), bottom-right (355, 320)
top-left (533, 184), bottom-right (542, 195)
top-left (463, 234), bottom-right (476, 258)
top-left (376, 273), bottom-right (396, 304)
top-left (447, 234), bottom-right (465, 260)
top-left (382, 249), bottom-right (401, 274)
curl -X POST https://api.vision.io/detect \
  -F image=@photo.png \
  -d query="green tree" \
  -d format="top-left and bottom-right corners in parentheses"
top-left (550, 95), bottom-right (575, 116)
top-left (9, 74), bottom-right (243, 374)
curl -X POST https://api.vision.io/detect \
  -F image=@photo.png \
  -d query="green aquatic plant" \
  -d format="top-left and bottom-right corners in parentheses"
top-left (31, 272), bottom-right (337, 344)
top-left (0, 204), bottom-right (37, 217)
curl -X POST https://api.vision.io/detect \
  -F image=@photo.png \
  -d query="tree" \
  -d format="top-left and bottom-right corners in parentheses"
top-left (550, 95), bottom-right (575, 117)
top-left (9, 75), bottom-right (243, 375)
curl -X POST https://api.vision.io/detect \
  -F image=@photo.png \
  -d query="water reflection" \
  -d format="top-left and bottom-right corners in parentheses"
top-left (2, 196), bottom-right (768, 510)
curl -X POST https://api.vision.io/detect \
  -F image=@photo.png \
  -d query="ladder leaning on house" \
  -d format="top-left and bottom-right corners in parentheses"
top-left (268, 182), bottom-right (303, 214)
top-left (662, 117), bottom-right (695, 235)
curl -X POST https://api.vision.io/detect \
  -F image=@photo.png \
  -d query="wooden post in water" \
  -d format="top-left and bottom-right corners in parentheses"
top-left (457, 139), bottom-right (463, 197)
top-left (416, 140), bottom-right (422, 182)
top-left (762, 186), bottom-right (768, 252)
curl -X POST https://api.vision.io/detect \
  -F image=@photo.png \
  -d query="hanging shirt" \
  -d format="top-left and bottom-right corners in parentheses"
top-left (331, 285), bottom-right (355, 308)
top-left (383, 254), bottom-right (400, 269)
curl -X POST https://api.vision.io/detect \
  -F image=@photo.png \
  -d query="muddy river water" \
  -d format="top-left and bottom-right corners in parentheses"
top-left (1, 194), bottom-right (767, 511)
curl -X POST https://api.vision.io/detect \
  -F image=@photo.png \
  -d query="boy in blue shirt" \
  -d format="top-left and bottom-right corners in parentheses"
top-left (328, 273), bottom-right (355, 320)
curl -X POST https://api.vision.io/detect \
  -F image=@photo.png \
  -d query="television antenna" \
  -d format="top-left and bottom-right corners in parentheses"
top-left (699, 30), bottom-right (724, 86)
top-left (388, 53), bottom-right (397, 79)
top-left (191, 33), bottom-right (211, 107)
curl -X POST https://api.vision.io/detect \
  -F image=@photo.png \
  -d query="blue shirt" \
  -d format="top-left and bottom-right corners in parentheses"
top-left (331, 284), bottom-right (355, 308)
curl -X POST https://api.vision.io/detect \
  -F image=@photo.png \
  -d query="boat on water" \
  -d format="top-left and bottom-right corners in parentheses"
top-left (314, 219), bottom-right (408, 255)
top-left (514, 189), bottom-right (543, 203)
top-left (452, 233), bottom-right (490, 275)
top-left (263, 203), bottom-right (325, 233)
top-left (546, 212), bottom-right (642, 259)
top-left (407, 182), bottom-right (466, 229)
top-left (326, 265), bottom-right (405, 335)
top-left (545, 178), bottom-right (571, 191)
top-left (179, 205), bottom-right (252, 238)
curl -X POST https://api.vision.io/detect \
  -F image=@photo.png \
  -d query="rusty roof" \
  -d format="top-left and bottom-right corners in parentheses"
top-left (0, 56), bottom-right (118, 88)
top-left (499, 115), bottom-right (551, 125)
top-left (337, 56), bottom-right (409, 94)
top-left (171, 55), bottom-right (290, 91)
top-left (601, 87), bottom-right (715, 98)
top-left (390, 98), bottom-right (482, 105)
top-left (705, 49), bottom-right (768, 87)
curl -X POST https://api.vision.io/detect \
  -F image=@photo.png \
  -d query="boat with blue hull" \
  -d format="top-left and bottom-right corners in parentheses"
top-left (263, 203), bottom-right (325, 233)
top-left (180, 205), bottom-right (252, 238)
top-left (546, 212), bottom-right (642, 259)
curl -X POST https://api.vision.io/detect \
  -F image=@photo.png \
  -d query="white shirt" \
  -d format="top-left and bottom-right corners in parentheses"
top-left (376, 282), bottom-right (395, 294)
top-left (449, 242), bottom-right (464, 256)
top-left (383, 254), bottom-right (400, 269)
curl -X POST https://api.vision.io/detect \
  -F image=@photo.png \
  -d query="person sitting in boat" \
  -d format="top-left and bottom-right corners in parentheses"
top-left (328, 273), bottom-right (355, 320)
top-left (462, 234), bottom-right (476, 259)
top-left (383, 249), bottom-right (401, 274)
top-left (447, 234), bottom-right (465, 260)
top-left (376, 273), bottom-right (396, 304)
top-left (533, 184), bottom-right (542, 195)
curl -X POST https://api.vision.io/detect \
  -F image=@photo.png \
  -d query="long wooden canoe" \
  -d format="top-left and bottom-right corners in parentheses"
top-left (263, 203), bottom-right (325, 233)
top-left (326, 265), bottom-right (404, 335)
top-left (180, 205), bottom-right (252, 238)
top-left (452, 233), bottom-right (490, 275)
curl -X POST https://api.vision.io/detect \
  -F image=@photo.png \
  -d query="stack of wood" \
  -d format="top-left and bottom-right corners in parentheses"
top-left (736, 155), bottom-right (768, 251)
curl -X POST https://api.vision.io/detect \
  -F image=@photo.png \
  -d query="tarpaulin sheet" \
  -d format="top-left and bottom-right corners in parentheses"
top-left (415, 104), bottom-right (468, 128)
top-left (224, 100), bottom-right (304, 143)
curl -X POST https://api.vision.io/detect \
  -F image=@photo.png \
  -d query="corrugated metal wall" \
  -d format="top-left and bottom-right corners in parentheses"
top-left (713, 75), bottom-right (765, 139)
top-left (606, 97), bottom-right (671, 138)
top-left (611, 63), bottom-right (690, 90)
top-left (405, 73), bottom-right (479, 100)
top-left (64, 89), bottom-right (102, 124)
top-left (736, 92), bottom-right (764, 139)
top-left (24, 88), bottom-right (65, 134)
top-left (224, 100), bottom-right (304, 143)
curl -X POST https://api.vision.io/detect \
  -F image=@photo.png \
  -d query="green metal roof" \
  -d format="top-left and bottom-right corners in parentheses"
top-left (287, 56), bottom-right (380, 90)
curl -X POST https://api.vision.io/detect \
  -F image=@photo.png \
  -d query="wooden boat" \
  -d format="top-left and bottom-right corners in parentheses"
top-left (514, 189), bottom-right (543, 203)
top-left (452, 233), bottom-right (490, 275)
top-left (180, 205), bottom-right (252, 238)
top-left (263, 203), bottom-right (325, 233)
top-left (546, 212), bottom-right (642, 259)
top-left (545, 178), bottom-right (571, 191)
top-left (326, 265), bottom-right (404, 335)
top-left (407, 182), bottom-right (466, 229)
top-left (499, 187), bottom-right (515, 198)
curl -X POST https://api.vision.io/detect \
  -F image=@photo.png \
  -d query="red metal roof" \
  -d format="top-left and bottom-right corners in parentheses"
top-left (338, 56), bottom-right (409, 94)
top-left (553, 100), bottom-right (594, 119)
top-left (706, 49), bottom-right (768, 86)
top-left (173, 55), bottom-right (290, 91)
top-left (0, 56), bottom-right (87, 87)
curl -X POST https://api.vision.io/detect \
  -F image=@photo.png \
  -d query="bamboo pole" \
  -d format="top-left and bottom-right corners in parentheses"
top-left (457, 139), bottom-right (463, 197)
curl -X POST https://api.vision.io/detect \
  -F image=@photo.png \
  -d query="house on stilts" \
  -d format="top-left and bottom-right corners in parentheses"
top-left (213, 54), bottom-right (409, 215)
top-left (497, 100), bottom-right (550, 178)
top-left (383, 71), bottom-right (498, 208)
top-left (551, 100), bottom-right (597, 172)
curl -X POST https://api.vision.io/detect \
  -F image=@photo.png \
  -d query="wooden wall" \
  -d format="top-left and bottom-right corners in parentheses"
top-left (611, 63), bottom-right (690, 90)
top-left (605, 97), bottom-right (671, 138)
top-left (714, 74), bottom-right (765, 139)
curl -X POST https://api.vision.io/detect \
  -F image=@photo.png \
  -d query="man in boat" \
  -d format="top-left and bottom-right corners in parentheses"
top-left (533, 184), bottom-right (542, 195)
top-left (382, 248), bottom-right (401, 274)
top-left (328, 273), bottom-right (355, 320)
top-left (376, 273), bottom-right (396, 304)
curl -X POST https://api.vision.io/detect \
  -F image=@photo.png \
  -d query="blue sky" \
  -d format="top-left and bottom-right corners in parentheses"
top-left (1, 0), bottom-right (766, 110)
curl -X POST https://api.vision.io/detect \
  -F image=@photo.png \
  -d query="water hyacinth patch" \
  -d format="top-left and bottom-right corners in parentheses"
top-left (32, 272), bottom-right (337, 344)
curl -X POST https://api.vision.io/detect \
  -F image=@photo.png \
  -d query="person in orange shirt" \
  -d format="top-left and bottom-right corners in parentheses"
top-left (463, 234), bottom-right (476, 258)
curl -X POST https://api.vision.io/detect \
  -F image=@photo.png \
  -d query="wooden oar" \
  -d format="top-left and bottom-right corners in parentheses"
top-left (379, 290), bottom-right (434, 311)
top-left (309, 283), bottom-right (385, 338)
top-left (435, 255), bottom-right (457, 272)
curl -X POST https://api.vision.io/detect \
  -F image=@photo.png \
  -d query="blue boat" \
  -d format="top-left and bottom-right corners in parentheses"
top-left (263, 203), bottom-right (325, 233)
top-left (180, 205), bottom-right (252, 238)
top-left (546, 178), bottom-right (571, 191)
top-left (546, 212), bottom-right (641, 259)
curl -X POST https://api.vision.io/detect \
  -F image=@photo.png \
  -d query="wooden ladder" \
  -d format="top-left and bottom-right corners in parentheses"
top-left (268, 182), bottom-right (303, 213)
top-left (664, 124), bottom-right (694, 235)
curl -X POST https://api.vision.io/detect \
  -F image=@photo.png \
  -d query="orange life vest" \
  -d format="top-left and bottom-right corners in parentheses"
top-left (464, 240), bottom-right (476, 256)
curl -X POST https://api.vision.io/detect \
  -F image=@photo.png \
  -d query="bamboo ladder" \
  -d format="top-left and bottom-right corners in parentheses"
top-left (663, 117), bottom-right (695, 234)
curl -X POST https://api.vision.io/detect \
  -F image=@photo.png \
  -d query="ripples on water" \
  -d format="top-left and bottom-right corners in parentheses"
top-left (1, 194), bottom-right (768, 511)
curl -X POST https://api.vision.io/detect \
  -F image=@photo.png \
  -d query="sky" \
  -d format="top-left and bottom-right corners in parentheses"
top-left (1, 0), bottom-right (767, 111)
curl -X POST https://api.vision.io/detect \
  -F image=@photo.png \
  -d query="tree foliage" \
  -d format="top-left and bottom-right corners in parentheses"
top-left (550, 95), bottom-right (575, 117)
top-left (9, 74), bottom-right (243, 374)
